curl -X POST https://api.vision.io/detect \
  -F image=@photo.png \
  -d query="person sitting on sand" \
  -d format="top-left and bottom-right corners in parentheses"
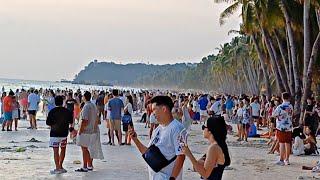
top-left (182, 116), bottom-right (231, 180)
top-left (248, 123), bottom-right (260, 138)
top-left (292, 127), bottom-right (305, 156)
top-left (304, 126), bottom-right (318, 155)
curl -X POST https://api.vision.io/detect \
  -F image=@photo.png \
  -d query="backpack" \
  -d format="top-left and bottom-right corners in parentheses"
top-left (122, 113), bottom-right (132, 124)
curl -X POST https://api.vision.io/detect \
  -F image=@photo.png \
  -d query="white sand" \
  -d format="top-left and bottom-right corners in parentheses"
top-left (0, 115), bottom-right (319, 180)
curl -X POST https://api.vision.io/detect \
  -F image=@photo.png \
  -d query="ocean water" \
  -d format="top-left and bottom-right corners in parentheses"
top-left (0, 78), bottom-right (115, 92)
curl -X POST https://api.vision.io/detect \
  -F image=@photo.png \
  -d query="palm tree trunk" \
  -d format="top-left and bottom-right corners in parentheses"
top-left (301, 8), bottom-right (320, 123)
top-left (280, 0), bottom-right (301, 114)
top-left (245, 59), bottom-right (259, 95)
top-left (261, 28), bottom-right (285, 94)
top-left (286, 31), bottom-right (295, 95)
top-left (300, 0), bottom-right (312, 123)
top-left (269, 34), bottom-right (290, 93)
top-left (242, 62), bottom-right (254, 95)
top-left (252, 34), bottom-right (272, 98)
top-left (274, 29), bottom-right (293, 94)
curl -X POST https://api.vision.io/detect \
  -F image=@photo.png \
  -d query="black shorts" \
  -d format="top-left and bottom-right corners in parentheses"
top-left (252, 116), bottom-right (259, 119)
top-left (304, 116), bottom-right (313, 127)
top-left (270, 117), bottom-right (276, 124)
top-left (242, 123), bottom-right (250, 129)
top-left (28, 110), bottom-right (36, 116)
top-left (122, 122), bottom-right (134, 132)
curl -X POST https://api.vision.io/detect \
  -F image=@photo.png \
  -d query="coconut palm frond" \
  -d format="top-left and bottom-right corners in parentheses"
top-left (219, 1), bottom-right (241, 25)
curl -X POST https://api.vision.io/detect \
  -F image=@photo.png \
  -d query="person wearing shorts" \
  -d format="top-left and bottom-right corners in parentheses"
top-left (46, 96), bottom-right (73, 174)
top-left (272, 92), bottom-right (293, 166)
top-left (2, 91), bottom-right (14, 131)
top-left (108, 89), bottom-right (124, 146)
top-left (11, 96), bottom-right (20, 131)
top-left (198, 94), bottom-right (209, 123)
top-left (27, 89), bottom-right (40, 129)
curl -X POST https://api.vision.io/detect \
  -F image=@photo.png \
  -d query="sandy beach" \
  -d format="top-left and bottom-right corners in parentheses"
top-left (0, 114), bottom-right (319, 180)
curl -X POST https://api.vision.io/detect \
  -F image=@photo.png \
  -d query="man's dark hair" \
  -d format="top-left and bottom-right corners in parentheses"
top-left (282, 92), bottom-right (291, 100)
top-left (150, 96), bottom-right (174, 111)
top-left (9, 90), bottom-right (14, 96)
top-left (55, 96), bottom-right (64, 106)
top-left (84, 91), bottom-right (91, 101)
top-left (112, 89), bottom-right (119, 96)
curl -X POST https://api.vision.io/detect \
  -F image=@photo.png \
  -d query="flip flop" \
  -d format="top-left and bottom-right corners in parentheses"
top-left (75, 168), bottom-right (88, 172)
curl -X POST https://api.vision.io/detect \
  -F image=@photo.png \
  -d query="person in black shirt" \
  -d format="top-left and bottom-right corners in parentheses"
top-left (303, 98), bottom-right (315, 133)
top-left (65, 92), bottom-right (77, 114)
top-left (46, 96), bottom-right (73, 174)
top-left (96, 91), bottom-right (105, 122)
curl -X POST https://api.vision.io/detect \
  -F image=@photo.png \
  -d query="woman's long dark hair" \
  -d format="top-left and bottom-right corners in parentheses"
top-left (127, 95), bottom-right (133, 105)
top-left (207, 116), bottom-right (231, 166)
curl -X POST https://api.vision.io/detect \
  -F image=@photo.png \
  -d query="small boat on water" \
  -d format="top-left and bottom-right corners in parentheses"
top-left (60, 79), bottom-right (72, 83)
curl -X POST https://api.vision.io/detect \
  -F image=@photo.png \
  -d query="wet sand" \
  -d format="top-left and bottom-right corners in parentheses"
top-left (0, 115), bottom-right (319, 180)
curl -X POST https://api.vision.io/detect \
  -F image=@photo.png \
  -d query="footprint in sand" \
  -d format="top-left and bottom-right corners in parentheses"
top-left (26, 138), bottom-right (42, 143)
top-left (298, 176), bottom-right (320, 179)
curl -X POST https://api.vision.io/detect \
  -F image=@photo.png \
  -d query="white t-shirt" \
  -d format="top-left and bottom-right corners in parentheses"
top-left (28, 93), bottom-right (40, 111)
top-left (192, 100), bottom-right (200, 113)
top-left (124, 103), bottom-right (133, 115)
top-left (250, 102), bottom-right (260, 117)
top-left (104, 102), bottom-right (111, 120)
top-left (210, 100), bottom-right (221, 115)
top-left (148, 119), bottom-right (184, 180)
top-left (236, 108), bottom-right (243, 117)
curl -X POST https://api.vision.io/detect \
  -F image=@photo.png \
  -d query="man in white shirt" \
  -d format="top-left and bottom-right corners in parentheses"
top-left (129, 96), bottom-right (185, 180)
top-left (210, 97), bottom-right (222, 116)
top-left (250, 98), bottom-right (261, 130)
top-left (27, 89), bottom-right (40, 129)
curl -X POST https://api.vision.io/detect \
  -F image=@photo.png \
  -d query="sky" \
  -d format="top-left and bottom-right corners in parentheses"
top-left (0, 0), bottom-right (240, 81)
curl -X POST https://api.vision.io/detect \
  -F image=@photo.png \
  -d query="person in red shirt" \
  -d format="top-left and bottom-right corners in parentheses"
top-left (2, 90), bottom-right (14, 131)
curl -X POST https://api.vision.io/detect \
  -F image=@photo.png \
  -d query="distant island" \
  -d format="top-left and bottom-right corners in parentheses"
top-left (72, 60), bottom-right (197, 89)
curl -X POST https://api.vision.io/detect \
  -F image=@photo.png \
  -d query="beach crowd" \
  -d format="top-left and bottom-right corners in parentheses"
top-left (0, 86), bottom-right (320, 179)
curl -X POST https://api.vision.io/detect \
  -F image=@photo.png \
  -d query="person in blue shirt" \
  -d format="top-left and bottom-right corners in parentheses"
top-left (248, 123), bottom-right (258, 137)
top-left (198, 95), bottom-right (209, 123)
top-left (225, 96), bottom-right (234, 119)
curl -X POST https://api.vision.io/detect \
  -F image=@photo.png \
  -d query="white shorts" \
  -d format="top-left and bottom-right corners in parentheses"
top-left (106, 110), bottom-right (111, 120)
top-left (77, 133), bottom-right (94, 147)
top-left (200, 110), bottom-right (208, 117)
top-left (12, 110), bottom-right (19, 119)
top-left (49, 137), bottom-right (67, 148)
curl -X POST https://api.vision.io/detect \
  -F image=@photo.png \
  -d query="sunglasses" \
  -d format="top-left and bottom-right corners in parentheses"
top-left (202, 125), bottom-right (208, 130)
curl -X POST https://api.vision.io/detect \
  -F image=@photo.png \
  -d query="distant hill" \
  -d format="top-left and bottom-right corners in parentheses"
top-left (73, 60), bottom-right (196, 88)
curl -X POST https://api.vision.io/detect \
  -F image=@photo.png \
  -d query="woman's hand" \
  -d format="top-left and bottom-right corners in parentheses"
top-left (128, 125), bottom-right (137, 140)
top-left (181, 144), bottom-right (192, 157)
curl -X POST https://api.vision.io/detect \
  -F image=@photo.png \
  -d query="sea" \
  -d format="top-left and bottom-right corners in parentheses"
top-left (0, 78), bottom-right (132, 119)
top-left (0, 78), bottom-right (124, 93)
